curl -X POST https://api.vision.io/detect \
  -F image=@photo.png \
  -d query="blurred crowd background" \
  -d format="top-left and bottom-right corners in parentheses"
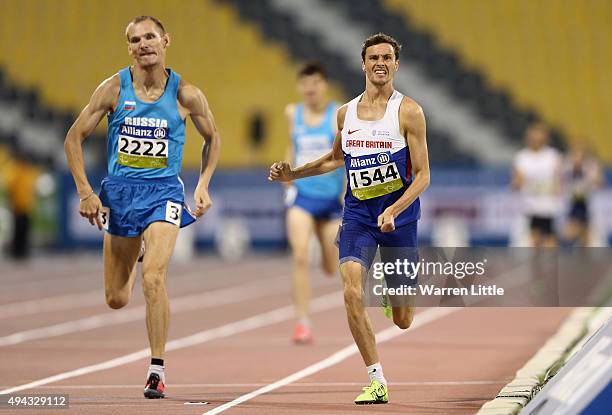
top-left (0, 0), bottom-right (610, 261)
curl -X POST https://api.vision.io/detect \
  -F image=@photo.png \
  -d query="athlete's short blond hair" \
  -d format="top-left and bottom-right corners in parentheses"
top-left (125, 16), bottom-right (166, 40)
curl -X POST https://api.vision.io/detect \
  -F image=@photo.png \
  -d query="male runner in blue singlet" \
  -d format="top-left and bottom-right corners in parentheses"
top-left (270, 33), bottom-right (430, 404)
top-left (284, 62), bottom-right (344, 344)
top-left (64, 16), bottom-right (220, 399)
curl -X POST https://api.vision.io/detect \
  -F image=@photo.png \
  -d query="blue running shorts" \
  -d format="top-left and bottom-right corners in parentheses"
top-left (286, 188), bottom-right (342, 221)
top-left (98, 175), bottom-right (196, 237)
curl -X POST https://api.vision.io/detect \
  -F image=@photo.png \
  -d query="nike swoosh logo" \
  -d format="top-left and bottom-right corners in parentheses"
top-left (375, 386), bottom-right (386, 398)
top-left (348, 129), bottom-right (362, 135)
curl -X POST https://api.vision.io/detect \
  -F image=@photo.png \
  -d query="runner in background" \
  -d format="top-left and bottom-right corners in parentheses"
top-left (562, 141), bottom-right (603, 246)
top-left (512, 122), bottom-right (562, 248)
top-left (284, 62), bottom-right (343, 344)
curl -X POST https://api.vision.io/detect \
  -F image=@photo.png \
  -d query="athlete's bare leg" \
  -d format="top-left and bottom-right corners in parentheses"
top-left (103, 233), bottom-right (142, 309)
top-left (287, 207), bottom-right (316, 320)
top-left (563, 219), bottom-right (581, 245)
top-left (542, 235), bottom-right (557, 248)
top-left (315, 218), bottom-right (340, 276)
top-left (391, 305), bottom-right (415, 329)
top-left (340, 260), bottom-right (379, 365)
top-left (530, 230), bottom-right (544, 249)
top-left (532, 230), bottom-right (557, 248)
top-left (141, 221), bottom-right (179, 359)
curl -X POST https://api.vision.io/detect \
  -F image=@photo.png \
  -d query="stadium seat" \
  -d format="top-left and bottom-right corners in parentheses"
top-left (384, 0), bottom-right (612, 160)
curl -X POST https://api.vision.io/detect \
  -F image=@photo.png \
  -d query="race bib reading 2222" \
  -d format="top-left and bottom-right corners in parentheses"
top-left (117, 122), bottom-right (168, 169)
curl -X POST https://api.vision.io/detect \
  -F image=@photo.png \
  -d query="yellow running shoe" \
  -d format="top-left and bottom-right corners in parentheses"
top-left (354, 379), bottom-right (389, 404)
top-left (381, 292), bottom-right (393, 319)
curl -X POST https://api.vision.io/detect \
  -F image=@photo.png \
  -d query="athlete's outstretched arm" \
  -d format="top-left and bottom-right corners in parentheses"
top-left (64, 75), bottom-right (119, 229)
top-left (378, 98), bottom-right (430, 232)
top-left (179, 83), bottom-right (220, 217)
top-left (269, 105), bottom-right (346, 182)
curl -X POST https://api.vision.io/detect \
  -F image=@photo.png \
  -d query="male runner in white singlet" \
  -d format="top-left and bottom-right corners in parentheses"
top-left (270, 33), bottom-right (430, 404)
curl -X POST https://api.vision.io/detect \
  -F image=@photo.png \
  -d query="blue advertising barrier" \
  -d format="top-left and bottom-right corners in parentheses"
top-left (58, 167), bottom-right (612, 250)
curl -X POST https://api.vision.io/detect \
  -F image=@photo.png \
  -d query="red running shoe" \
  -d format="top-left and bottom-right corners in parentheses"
top-left (143, 372), bottom-right (165, 399)
top-left (292, 323), bottom-right (313, 345)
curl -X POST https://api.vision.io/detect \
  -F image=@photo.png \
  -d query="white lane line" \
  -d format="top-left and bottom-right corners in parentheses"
top-left (202, 307), bottom-right (460, 415)
top-left (0, 261), bottom-right (263, 317)
top-left (4, 380), bottom-right (505, 389)
top-left (1, 260), bottom-right (99, 284)
top-left (0, 291), bottom-right (343, 395)
top-left (0, 274), bottom-right (295, 347)
top-left (1, 258), bottom-right (276, 290)
top-left (1, 270), bottom-right (103, 291)
top-left (0, 291), bottom-right (103, 320)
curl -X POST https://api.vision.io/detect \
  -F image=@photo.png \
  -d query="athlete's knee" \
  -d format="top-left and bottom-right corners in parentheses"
top-left (340, 260), bottom-right (362, 277)
top-left (322, 266), bottom-right (335, 277)
top-left (393, 309), bottom-right (414, 330)
top-left (394, 315), bottom-right (413, 330)
top-left (292, 248), bottom-right (309, 269)
top-left (105, 291), bottom-right (129, 309)
top-left (142, 272), bottom-right (167, 299)
top-left (321, 259), bottom-right (336, 276)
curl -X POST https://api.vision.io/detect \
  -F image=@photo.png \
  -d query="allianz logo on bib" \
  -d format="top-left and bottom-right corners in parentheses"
top-left (124, 116), bottom-right (168, 128)
top-left (349, 152), bottom-right (391, 168)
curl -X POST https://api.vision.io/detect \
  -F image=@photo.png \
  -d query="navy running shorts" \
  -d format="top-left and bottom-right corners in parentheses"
top-left (338, 218), bottom-right (418, 270)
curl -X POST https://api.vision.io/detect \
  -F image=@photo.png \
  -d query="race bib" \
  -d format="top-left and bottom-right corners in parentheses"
top-left (165, 201), bottom-right (182, 226)
top-left (99, 206), bottom-right (110, 231)
top-left (349, 162), bottom-right (403, 201)
top-left (117, 124), bottom-right (168, 169)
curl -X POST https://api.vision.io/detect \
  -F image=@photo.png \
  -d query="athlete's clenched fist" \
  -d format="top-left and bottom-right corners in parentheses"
top-left (268, 161), bottom-right (295, 182)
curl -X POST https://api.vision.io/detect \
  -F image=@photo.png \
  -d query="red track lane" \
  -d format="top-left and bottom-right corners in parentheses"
top-left (0, 256), bottom-right (572, 414)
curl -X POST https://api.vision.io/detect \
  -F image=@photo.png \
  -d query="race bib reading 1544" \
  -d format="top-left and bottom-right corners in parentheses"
top-left (349, 152), bottom-right (404, 200)
top-left (117, 122), bottom-right (168, 169)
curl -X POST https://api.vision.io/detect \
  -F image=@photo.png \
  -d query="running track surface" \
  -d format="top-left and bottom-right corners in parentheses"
top-left (0, 254), bottom-right (572, 414)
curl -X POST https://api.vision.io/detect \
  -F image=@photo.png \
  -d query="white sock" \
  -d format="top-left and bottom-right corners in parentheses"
top-left (366, 362), bottom-right (387, 386)
top-left (299, 318), bottom-right (311, 328)
top-left (147, 364), bottom-right (165, 384)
